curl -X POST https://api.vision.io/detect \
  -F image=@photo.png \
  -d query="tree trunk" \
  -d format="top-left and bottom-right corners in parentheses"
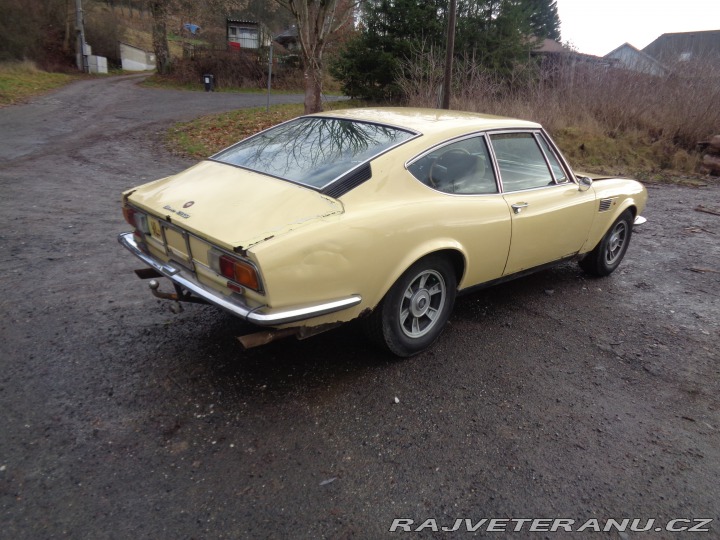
top-left (149, 0), bottom-right (170, 74)
top-left (276, 0), bottom-right (356, 113)
top-left (63, 0), bottom-right (71, 52)
top-left (303, 60), bottom-right (323, 114)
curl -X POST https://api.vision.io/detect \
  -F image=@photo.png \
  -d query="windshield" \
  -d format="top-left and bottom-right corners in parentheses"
top-left (212, 117), bottom-right (416, 189)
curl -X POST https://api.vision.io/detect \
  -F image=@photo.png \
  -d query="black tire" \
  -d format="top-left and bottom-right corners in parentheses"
top-left (579, 209), bottom-right (634, 277)
top-left (364, 254), bottom-right (457, 357)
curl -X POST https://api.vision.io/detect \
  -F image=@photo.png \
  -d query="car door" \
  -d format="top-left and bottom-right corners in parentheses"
top-left (489, 131), bottom-right (596, 276)
top-left (406, 134), bottom-right (512, 287)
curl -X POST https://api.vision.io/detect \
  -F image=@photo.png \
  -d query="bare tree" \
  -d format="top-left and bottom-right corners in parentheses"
top-left (148, 0), bottom-right (171, 74)
top-left (274, 0), bottom-right (357, 113)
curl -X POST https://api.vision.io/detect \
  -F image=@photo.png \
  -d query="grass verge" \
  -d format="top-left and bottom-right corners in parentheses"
top-left (166, 100), bottom-right (361, 158)
top-left (0, 61), bottom-right (78, 107)
top-left (552, 128), bottom-right (703, 183)
top-left (141, 74), bottom-right (324, 95)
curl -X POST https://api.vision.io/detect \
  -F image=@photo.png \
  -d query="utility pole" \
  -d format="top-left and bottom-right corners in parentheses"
top-left (440, 0), bottom-right (457, 109)
top-left (75, 0), bottom-right (88, 73)
top-left (266, 41), bottom-right (274, 112)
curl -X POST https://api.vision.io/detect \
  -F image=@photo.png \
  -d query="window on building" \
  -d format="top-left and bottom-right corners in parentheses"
top-left (228, 24), bottom-right (259, 49)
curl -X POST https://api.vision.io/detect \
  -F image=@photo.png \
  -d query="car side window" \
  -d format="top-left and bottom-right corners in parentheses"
top-left (408, 136), bottom-right (498, 195)
top-left (490, 133), bottom-right (555, 191)
top-left (537, 134), bottom-right (568, 183)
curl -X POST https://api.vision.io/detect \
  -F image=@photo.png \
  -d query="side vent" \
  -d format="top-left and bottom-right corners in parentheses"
top-left (322, 163), bottom-right (372, 198)
top-left (599, 198), bottom-right (615, 212)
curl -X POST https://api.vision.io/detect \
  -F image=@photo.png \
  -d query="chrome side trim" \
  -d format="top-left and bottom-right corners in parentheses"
top-left (634, 215), bottom-right (647, 226)
top-left (118, 232), bottom-right (362, 326)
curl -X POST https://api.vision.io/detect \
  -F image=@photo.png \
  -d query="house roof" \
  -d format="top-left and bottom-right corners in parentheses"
top-left (643, 29), bottom-right (720, 62)
top-left (536, 38), bottom-right (567, 54)
top-left (119, 42), bottom-right (151, 54)
top-left (274, 26), bottom-right (298, 46)
top-left (532, 39), bottom-right (616, 66)
top-left (605, 42), bottom-right (669, 74)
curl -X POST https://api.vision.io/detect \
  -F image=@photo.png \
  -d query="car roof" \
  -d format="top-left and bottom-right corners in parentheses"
top-left (309, 107), bottom-right (542, 140)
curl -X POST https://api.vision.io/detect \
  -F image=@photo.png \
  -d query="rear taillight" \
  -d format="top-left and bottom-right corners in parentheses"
top-left (122, 206), bottom-right (136, 226)
top-left (122, 206), bottom-right (150, 234)
top-left (208, 250), bottom-right (261, 292)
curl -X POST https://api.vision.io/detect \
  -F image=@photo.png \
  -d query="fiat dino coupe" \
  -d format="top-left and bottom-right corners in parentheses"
top-left (119, 108), bottom-right (647, 356)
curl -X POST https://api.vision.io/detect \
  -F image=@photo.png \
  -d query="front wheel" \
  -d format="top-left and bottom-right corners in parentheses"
top-left (580, 209), bottom-right (634, 276)
top-left (365, 255), bottom-right (457, 357)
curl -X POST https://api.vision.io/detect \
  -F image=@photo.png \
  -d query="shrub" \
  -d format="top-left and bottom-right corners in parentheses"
top-left (85, 8), bottom-right (126, 67)
top-left (170, 50), bottom-right (265, 89)
top-left (396, 48), bottom-right (720, 174)
top-left (0, 0), bottom-right (74, 69)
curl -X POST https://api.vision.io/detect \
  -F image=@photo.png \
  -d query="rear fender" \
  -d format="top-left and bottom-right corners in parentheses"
top-left (371, 240), bottom-right (468, 310)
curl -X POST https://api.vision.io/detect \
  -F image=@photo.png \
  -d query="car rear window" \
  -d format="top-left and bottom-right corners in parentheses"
top-left (212, 117), bottom-right (415, 189)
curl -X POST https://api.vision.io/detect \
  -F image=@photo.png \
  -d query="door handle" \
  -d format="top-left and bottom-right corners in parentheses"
top-left (511, 202), bottom-right (529, 214)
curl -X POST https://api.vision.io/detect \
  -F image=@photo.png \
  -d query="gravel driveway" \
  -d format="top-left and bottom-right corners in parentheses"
top-left (1, 75), bottom-right (719, 539)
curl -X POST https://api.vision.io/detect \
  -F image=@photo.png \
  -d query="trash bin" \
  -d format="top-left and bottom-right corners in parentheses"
top-left (203, 74), bottom-right (214, 92)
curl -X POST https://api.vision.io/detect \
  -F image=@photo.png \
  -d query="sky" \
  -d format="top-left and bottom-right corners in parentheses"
top-left (554, 0), bottom-right (720, 57)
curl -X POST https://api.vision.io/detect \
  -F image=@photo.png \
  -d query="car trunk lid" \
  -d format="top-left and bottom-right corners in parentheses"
top-left (125, 160), bottom-right (344, 251)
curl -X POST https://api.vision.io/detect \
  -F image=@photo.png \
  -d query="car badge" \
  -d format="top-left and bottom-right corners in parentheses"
top-left (183, 201), bottom-right (195, 208)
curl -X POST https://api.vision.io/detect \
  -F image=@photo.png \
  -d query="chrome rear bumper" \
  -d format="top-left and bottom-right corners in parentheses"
top-left (118, 232), bottom-right (361, 326)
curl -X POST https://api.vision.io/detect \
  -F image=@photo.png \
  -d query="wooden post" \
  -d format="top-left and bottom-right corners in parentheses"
top-left (441, 0), bottom-right (457, 110)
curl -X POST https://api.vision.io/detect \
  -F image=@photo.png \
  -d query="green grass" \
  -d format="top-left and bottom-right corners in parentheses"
top-left (0, 61), bottom-right (78, 107)
top-left (166, 100), bottom-right (362, 158)
top-left (167, 32), bottom-right (207, 47)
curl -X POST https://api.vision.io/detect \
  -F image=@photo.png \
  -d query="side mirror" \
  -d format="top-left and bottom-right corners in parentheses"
top-left (577, 176), bottom-right (593, 192)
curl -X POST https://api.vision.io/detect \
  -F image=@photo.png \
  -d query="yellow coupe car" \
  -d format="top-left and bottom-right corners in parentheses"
top-left (119, 108), bottom-right (647, 356)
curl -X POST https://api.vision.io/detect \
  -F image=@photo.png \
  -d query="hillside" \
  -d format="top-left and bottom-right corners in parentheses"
top-left (120, 9), bottom-right (198, 55)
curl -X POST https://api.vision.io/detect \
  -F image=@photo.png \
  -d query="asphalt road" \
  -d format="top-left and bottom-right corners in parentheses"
top-left (1, 75), bottom-right (719, 539)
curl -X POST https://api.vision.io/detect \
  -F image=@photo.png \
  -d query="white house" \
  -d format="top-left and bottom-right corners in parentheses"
top-left (120, 42), bottom-right (156, 71)
top-left (605, 43), bottom-right (669, 76)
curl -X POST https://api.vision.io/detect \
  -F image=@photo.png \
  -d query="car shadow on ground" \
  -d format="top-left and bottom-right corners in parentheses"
top-left (141, 305), bottom-right (399, 406)
top-left (132, 262), bottom-right (589, 408)
top-left (451, 261), bottom-right (588, 317)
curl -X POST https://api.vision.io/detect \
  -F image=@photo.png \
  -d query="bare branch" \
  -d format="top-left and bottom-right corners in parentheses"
top-left (273, 0), bottom-right (357, 112)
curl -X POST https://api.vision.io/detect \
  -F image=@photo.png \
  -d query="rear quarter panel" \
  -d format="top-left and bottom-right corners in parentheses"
top-left (248, 162), bottom-right (512, 327)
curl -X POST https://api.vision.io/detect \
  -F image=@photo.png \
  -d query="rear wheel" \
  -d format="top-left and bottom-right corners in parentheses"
top-left (580, 209), bottom-right (634, 276)
top-left (365, 255), bottom-right (457, 357)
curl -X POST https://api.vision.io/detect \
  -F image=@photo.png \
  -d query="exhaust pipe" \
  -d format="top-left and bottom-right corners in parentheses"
top-left (237, 328), bottom-right (298, 349)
